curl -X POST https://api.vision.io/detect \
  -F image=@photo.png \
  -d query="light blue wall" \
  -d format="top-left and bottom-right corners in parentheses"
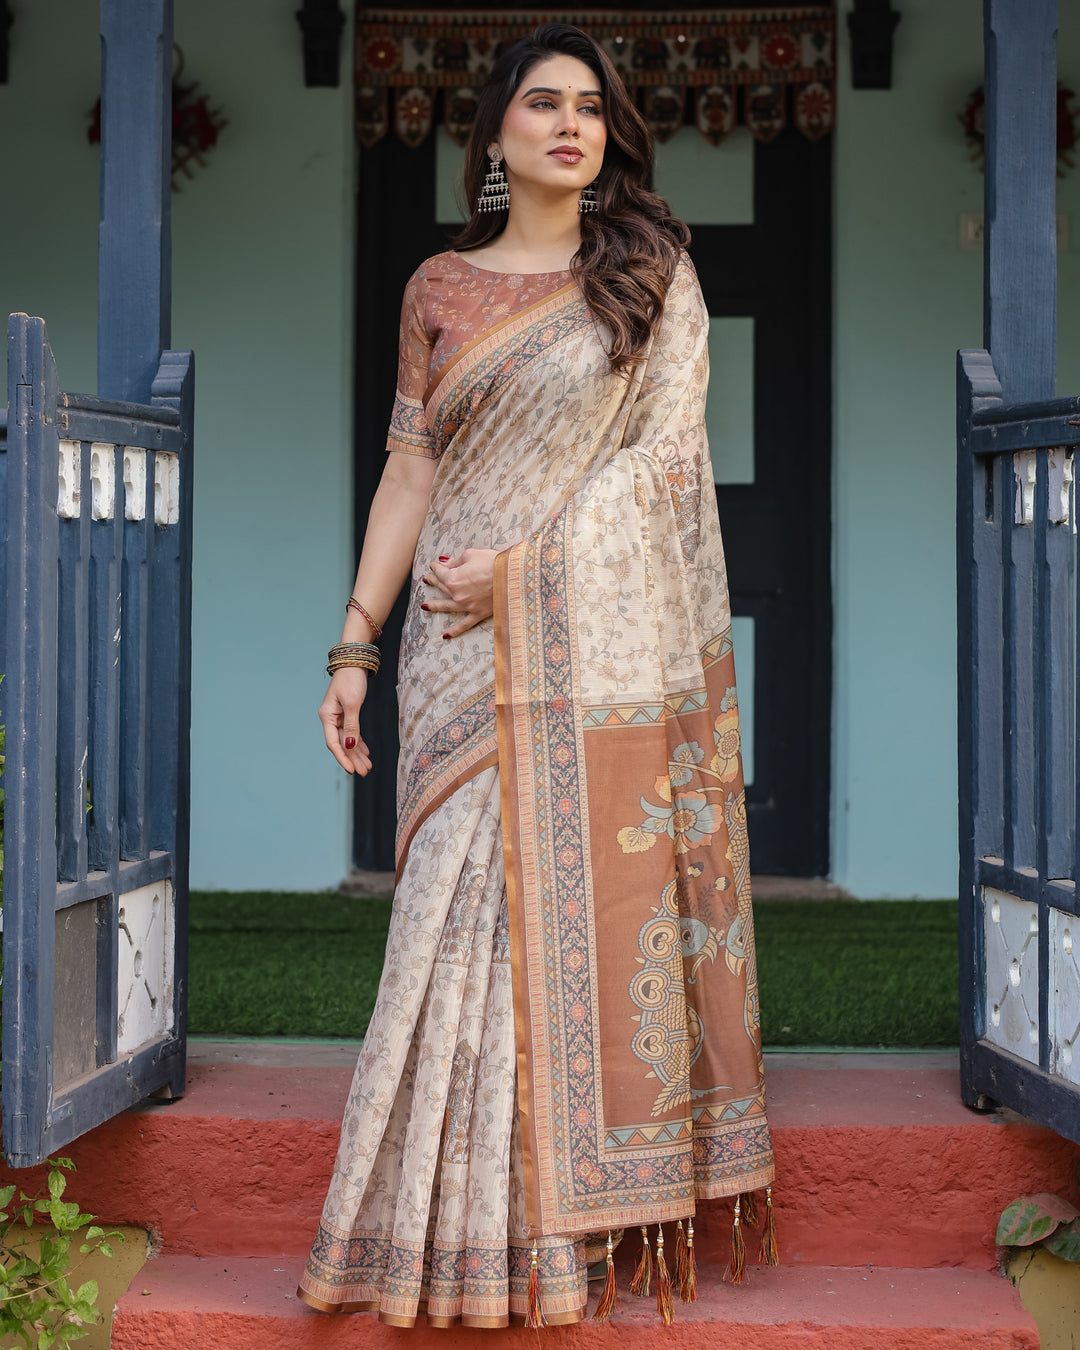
top-left (0, 2), bottom-right (99, 392)
top-left (0, 0), bottom-right (356, 891)
top-left (831, 0), bottom-right (1080, 897)
top-left (171, 3), bottom-right (355, 891)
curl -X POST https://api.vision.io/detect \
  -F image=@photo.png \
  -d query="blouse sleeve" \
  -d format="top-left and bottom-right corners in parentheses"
top-left (386, 268), bottom-right (438, 458)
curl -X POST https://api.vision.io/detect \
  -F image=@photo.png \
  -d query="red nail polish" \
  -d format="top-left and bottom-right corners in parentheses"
top-left (442, 632), bottom-right (450, 640)
top-left (344, 736), bottom-right (356, 750)
top-left (421, 576), bottom-right (430, 585)
top-left (438, 555), bottom-right (450, 562)
top-left (421, 602), bottom-right (429, 611)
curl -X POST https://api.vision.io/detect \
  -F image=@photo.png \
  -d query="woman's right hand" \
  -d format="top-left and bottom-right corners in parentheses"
top-left (319, 668), bottom-right (372, 775)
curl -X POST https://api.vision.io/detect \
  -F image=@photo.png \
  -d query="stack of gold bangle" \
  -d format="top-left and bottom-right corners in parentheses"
top-left (327, 642), bottom-right (380, 677)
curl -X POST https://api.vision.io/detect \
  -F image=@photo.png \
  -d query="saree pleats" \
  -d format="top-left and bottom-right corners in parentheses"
top-left (298, 767), bottom-right (588, 1325)
top-left (301, 251), bottom-right (774, 1321)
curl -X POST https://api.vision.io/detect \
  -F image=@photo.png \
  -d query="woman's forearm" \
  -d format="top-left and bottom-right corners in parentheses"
top-left (339, 452), bottom-right (437, 644)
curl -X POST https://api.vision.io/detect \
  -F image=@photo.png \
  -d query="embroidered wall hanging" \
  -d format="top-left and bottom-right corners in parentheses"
top-left (355, 8), bottom-right (835, 149)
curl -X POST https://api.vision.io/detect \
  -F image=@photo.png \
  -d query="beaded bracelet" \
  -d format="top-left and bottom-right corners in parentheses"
top-left (345, 597), bottom-right (383, 639)
top-left (327, 641), bottom-right (380, 677)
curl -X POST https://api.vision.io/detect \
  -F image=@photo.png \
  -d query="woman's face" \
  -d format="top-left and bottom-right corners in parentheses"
top-left (496, 53), bottom-right (606, 199)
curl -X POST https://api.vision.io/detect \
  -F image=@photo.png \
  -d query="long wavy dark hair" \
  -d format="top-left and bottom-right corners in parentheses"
top-left (452, 23), bottom-right (690, 373)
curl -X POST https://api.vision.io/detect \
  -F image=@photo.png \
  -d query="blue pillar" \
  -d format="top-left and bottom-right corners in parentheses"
top-left (983, 0), bottom-right (1058, 403)
top-left (97, 0), bottom-right (172, 404)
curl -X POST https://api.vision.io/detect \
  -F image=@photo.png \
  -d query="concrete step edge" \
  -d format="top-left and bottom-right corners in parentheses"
top-left (111, 1256), bottom-right (1039, 1350)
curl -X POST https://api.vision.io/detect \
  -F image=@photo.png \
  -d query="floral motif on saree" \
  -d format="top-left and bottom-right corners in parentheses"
top-left (299, 249), bottom-right (774, 1325)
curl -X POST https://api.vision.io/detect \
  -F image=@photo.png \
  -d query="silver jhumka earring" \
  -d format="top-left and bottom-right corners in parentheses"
top-left (477, 145), bottom-right (510, 213)
top-left (579, 183), bottom-right (598, 213)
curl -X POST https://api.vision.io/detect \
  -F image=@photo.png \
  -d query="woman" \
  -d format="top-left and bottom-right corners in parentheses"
top-left (298, 22), bottom-right (775, 1329)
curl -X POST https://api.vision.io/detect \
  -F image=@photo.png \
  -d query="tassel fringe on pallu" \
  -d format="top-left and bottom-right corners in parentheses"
top-left (729, 1195), bottom-right (746, 1284)
top-left (654, 1226), bottom-right (674, 1325)
top-left (629, 1225), bottom-right (652, 1297)
top-left (759, 1184), bottom-right (779, 1266)
top-left (680, 1217), bottom-right (697, 1302)
top-left (525, 1241), bottom-right (547, 1328)
top-left (674, 1220), bottom-right (687, 1294)
top-left (592, 1232), bottom-right (618, 1323)
top-left (590, 1192), bottom-right (777, 1324)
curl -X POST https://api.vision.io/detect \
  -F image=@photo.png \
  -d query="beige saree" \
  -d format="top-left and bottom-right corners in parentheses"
top-left (298, 250), bottom-right (774, 1328)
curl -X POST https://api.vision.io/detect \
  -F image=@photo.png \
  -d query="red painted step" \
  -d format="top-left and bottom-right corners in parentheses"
top-left (4, 1050), bottom-right (1073, 1274)
top-left (110, 1256), bottom-right (1039, 1349)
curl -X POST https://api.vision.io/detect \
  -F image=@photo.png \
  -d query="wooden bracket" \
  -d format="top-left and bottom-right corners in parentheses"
top-left (296, 0), bottom-right (346, 88)
top-left (0, 0), bottom-right (13, 85)
top-left (847, 0), bottom-right (901, 91)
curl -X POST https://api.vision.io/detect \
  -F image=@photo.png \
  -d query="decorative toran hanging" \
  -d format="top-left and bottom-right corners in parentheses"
top-left (355, 8), bottom-right (836, 150)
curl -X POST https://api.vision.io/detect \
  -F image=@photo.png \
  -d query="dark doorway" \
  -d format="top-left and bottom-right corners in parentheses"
top-left (694, 132), bottom-right (833, 877)
top-left (351, 15), bottom-right (832, 879)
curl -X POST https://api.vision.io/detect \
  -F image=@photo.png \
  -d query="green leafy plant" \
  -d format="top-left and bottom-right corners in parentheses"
top-left (0, 1157), bottom-right (121, 1348)
top-left (996, 1164), bottom-right (1080, 1263)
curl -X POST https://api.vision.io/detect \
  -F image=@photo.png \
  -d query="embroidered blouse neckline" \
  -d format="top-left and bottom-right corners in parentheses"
top-left (449, 249), bottom-right (572, 279)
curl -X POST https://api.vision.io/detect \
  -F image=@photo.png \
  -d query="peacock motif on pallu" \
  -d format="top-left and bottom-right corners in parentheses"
top-left (620, 680), bottom-right (761, 1114)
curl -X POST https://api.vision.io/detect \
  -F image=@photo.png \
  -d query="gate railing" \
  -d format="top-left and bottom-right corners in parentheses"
top-left (2, 313), bottom-right (194, 1167)
top-left (957, 348), bottom-right (1080, 1144)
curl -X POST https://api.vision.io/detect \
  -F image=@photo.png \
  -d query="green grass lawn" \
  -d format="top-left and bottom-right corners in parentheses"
top-left (188, 893), bottom-right (959, 1047)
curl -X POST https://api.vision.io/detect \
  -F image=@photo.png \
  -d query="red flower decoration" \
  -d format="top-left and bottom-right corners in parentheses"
top-left (762, 33), bottom-right (799, 69)
top-left (961, 81), bottom-right (1078, 176)
top-left (800, 87), bottom-right (831, 118)
top-left (87, 53), bottom-right (227, 191)
top-left (364, 38), bottom-right (401, 72)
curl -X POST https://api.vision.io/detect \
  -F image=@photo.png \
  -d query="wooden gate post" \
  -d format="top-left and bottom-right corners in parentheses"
top-left (97, 0), bottom-right (173, 404)
top-left (982, 0), bottom-right (1057, 401)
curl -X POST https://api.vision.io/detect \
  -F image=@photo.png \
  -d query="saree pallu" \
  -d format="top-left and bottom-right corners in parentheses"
top-left (299, 253), bottom-right (774, 1327)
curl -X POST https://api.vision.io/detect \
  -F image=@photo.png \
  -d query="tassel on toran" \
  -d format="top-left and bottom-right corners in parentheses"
top-left (759, 1184), bottom-right (779, 1266)
top-left (674, 1220), bottom-right (688, 1292)
top-left (654, 1225), bottom-right (674, 1325)
top-left (592, 1231), bottom-right (618, 1323)
top-left (629, 1225), bottom-right (652, 1297)
top-left (525, 1240), bottom-right (547, 1328)
top-left (740, 1189), bottom-right (760, 1228)
top-left (729, 1195), bottom-right (746, 1284)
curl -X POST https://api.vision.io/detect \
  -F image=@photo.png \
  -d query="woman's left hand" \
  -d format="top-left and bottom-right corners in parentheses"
top-left (422, 548), bottom-right (500, 638)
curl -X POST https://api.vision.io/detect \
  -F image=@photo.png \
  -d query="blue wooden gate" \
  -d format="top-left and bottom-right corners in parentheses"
top-left (0, 0), bottom-right (192, 1167)
top-left (957, 0), bottom-right (1080, 1143)
top-left (1, 319), bottom-right (194, 1167)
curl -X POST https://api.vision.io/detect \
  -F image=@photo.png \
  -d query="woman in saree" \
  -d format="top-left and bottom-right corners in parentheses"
top-left (299, 23), bottom-right (775, 1329)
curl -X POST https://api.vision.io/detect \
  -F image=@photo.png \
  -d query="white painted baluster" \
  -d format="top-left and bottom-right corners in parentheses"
top-left (1013, 449), bottom-right (1037, 525)
top-left (123, 447), bottom-right (147, 522)
top-left (1045, 447), bottom-right (1073, 527)
top-left (57, 439), bottom-right (82, 519)
top-left (90, 442), bottom-right (116, 520)
top-left (154, 451), bottom-right (180, 525)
